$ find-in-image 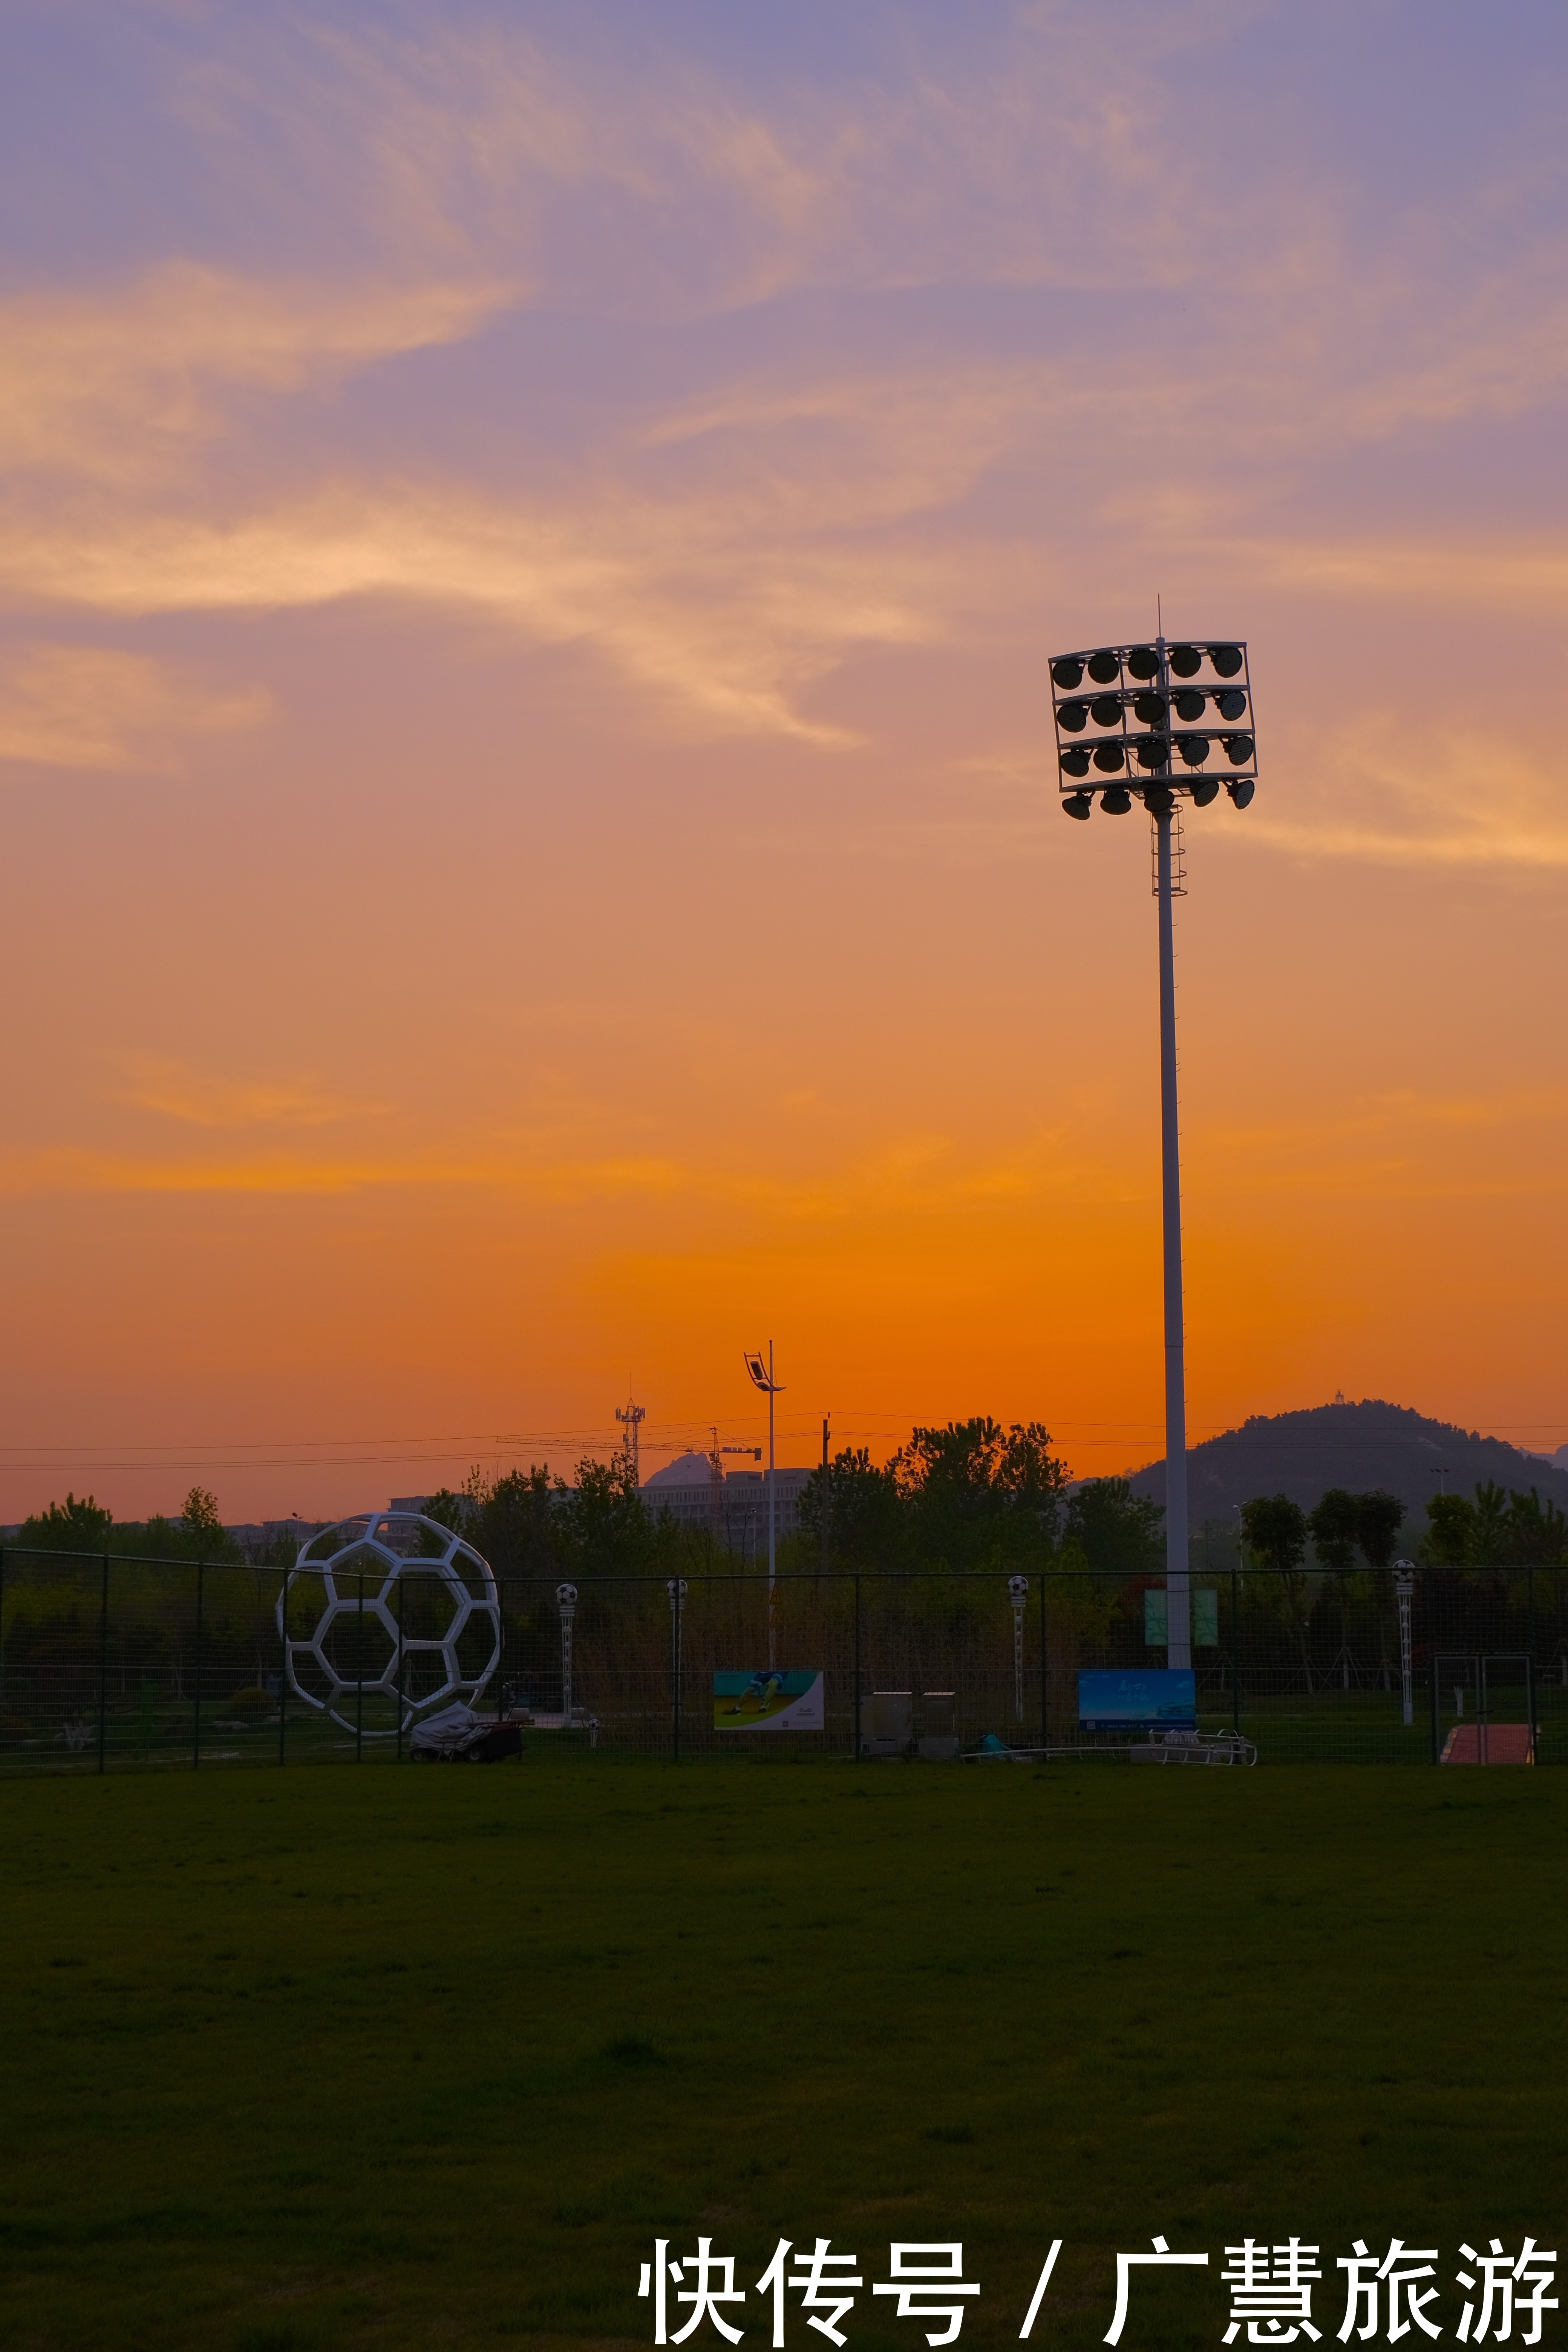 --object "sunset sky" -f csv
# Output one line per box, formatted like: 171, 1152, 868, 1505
2, 0, 1566, 1522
